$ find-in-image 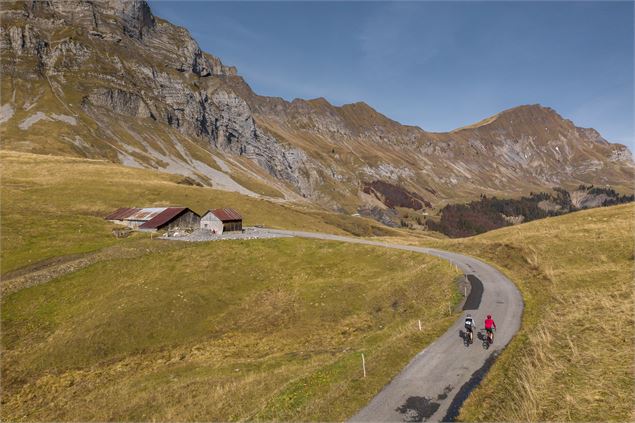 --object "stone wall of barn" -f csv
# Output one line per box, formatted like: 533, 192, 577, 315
162, 211, 201, 232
